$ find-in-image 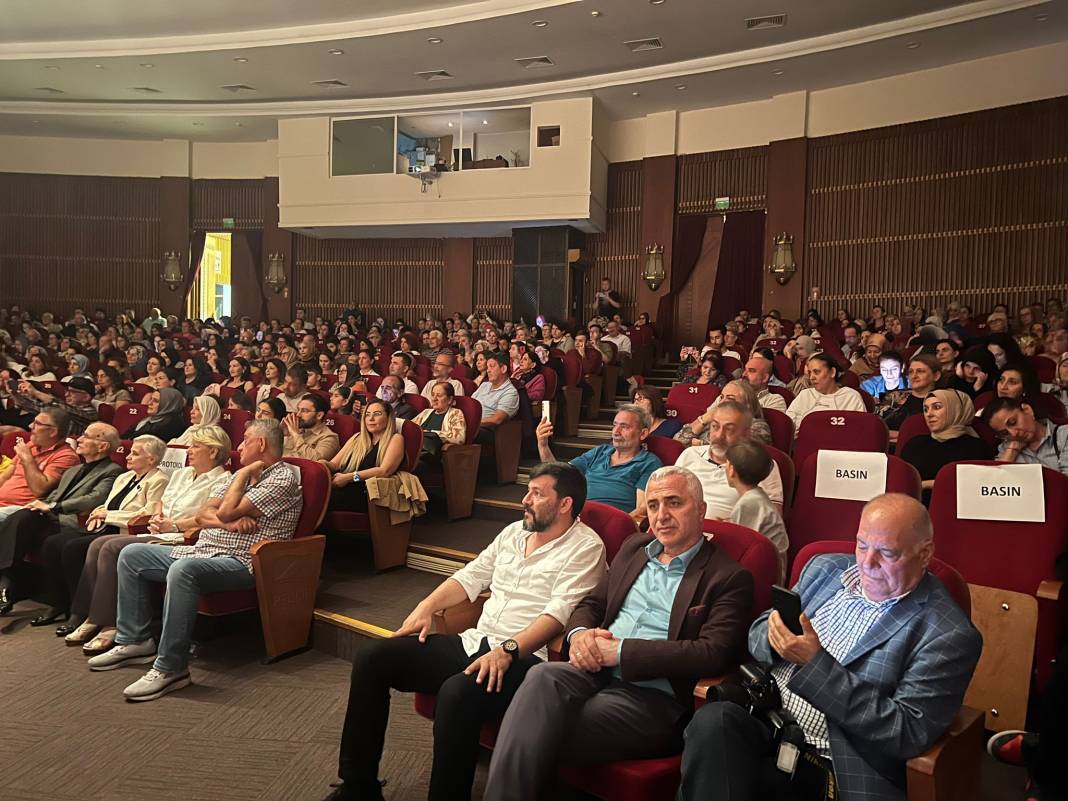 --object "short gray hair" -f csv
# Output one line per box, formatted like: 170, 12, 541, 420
245, 418, 284, 456
712, 399, 753, 430
647, 466, 704, 504
133, 434, 168, 464
617, 402, 651, 430
93, 423, 121, 453
40, 405, 71, 438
